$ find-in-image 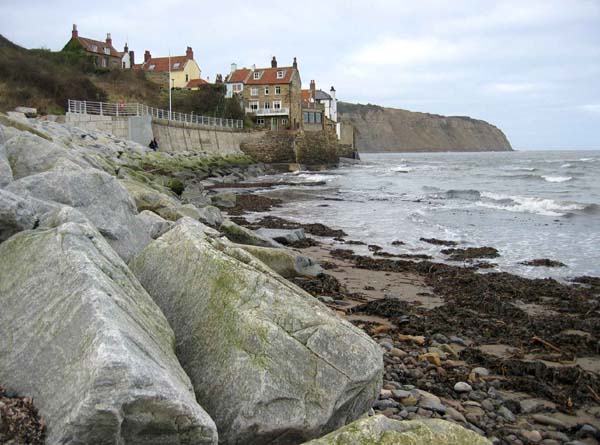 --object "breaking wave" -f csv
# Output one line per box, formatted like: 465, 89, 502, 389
541, 175, 573, 183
